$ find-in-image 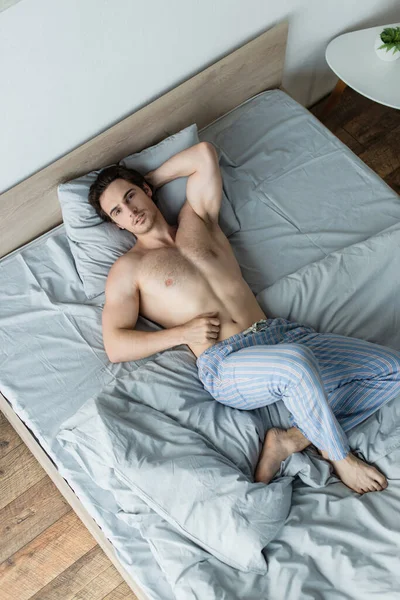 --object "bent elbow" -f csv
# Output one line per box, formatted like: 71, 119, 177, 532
104, 339, 119, 364
201, 141, 218, 160
106, 350, 119, 364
